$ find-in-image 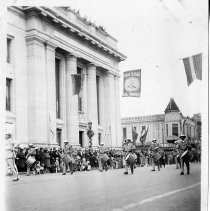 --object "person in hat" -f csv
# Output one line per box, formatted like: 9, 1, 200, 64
5, 133, 19, 181
123, 139, 136, 174
26, 143, 36, 176
173, 141, 181, 169
177, 134, 192, 175
98, 142, 109, 172
149, 139, 160, 171
62, 140, 74, 175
